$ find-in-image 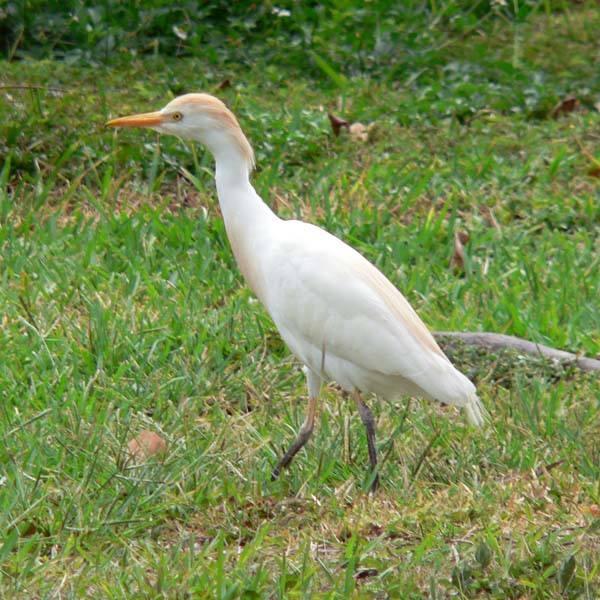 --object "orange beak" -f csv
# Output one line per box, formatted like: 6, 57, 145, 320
106, 111, 165, 128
